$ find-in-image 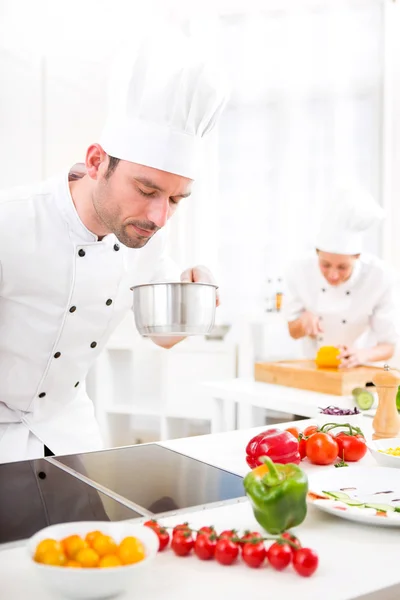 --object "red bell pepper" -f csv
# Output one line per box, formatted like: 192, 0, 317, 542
245, 428, 301, 468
